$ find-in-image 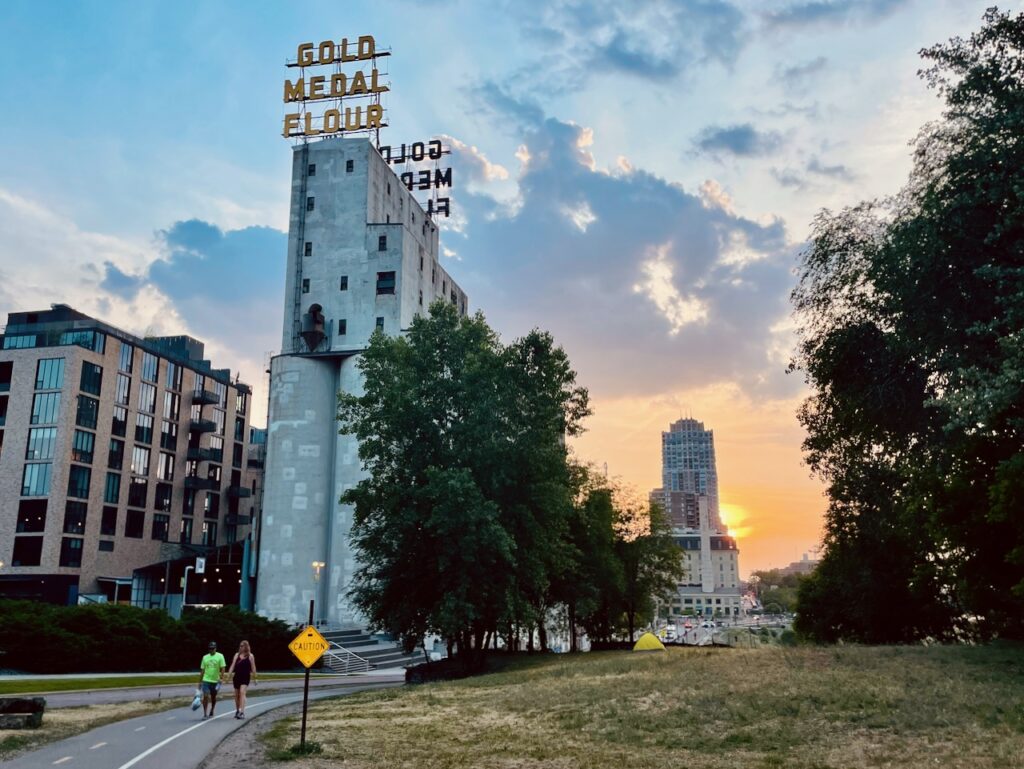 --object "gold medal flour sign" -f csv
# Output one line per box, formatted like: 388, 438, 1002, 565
283, 36, 389, 138
288, 625, 330, 668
